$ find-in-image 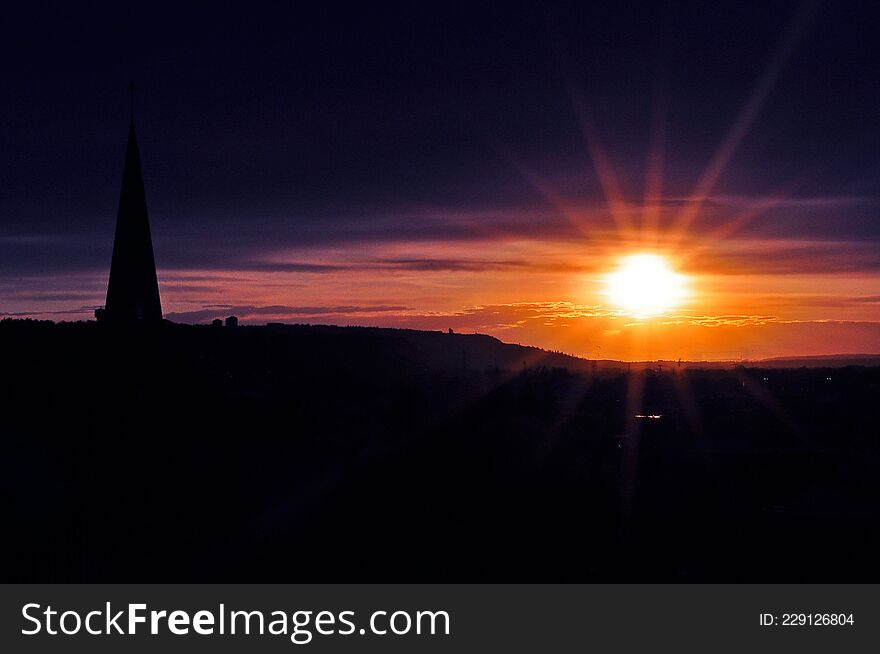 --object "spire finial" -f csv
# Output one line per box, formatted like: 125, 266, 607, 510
128, 81, 136, 122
